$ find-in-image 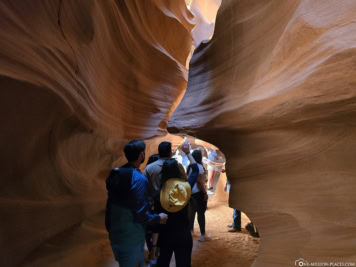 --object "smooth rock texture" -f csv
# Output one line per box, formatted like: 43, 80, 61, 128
169, 0, 356, 266
1, 0, 356, 266
0, 1, 195, 266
